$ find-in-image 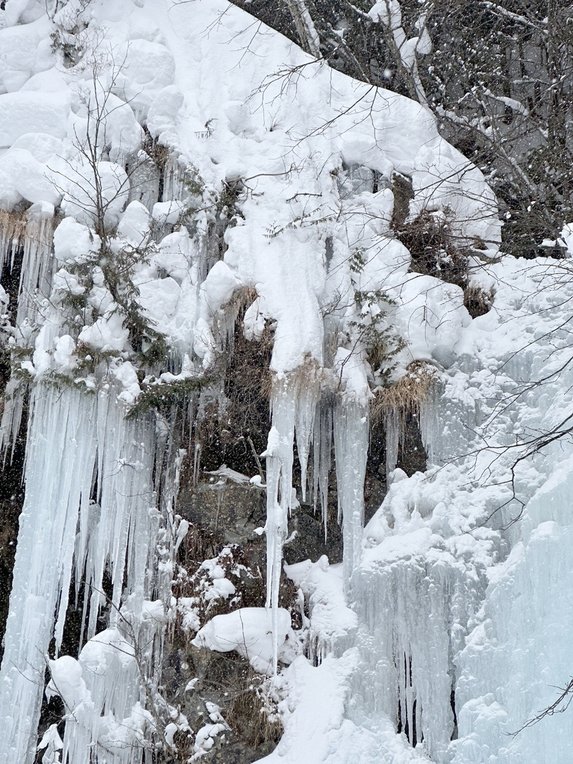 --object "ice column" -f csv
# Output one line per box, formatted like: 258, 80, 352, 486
265, 378, 296, 671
